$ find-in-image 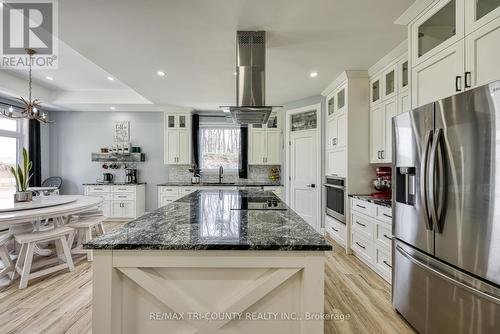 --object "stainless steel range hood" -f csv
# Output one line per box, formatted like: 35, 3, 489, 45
222, 31, 279, 124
